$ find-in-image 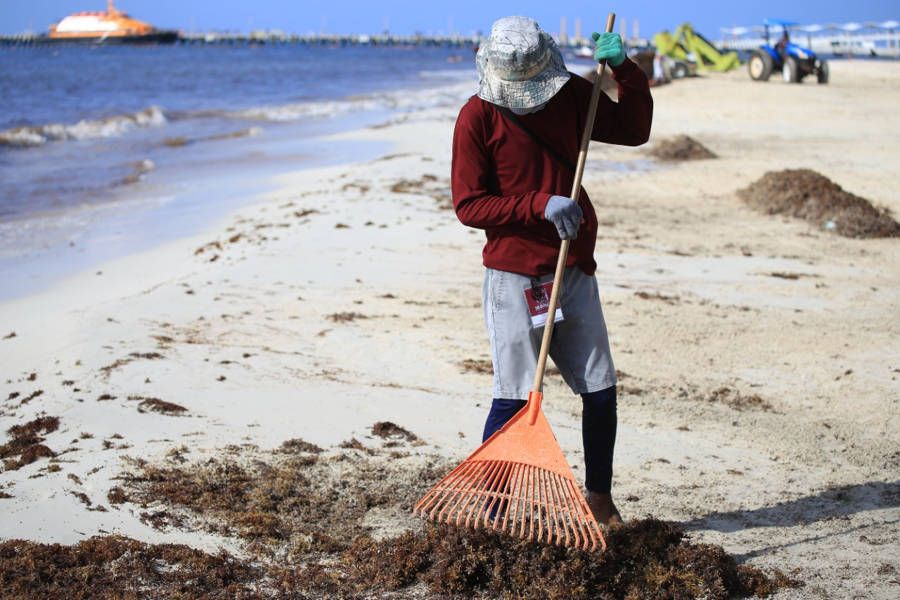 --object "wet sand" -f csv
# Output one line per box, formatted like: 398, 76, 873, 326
1, 59, 898, 598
